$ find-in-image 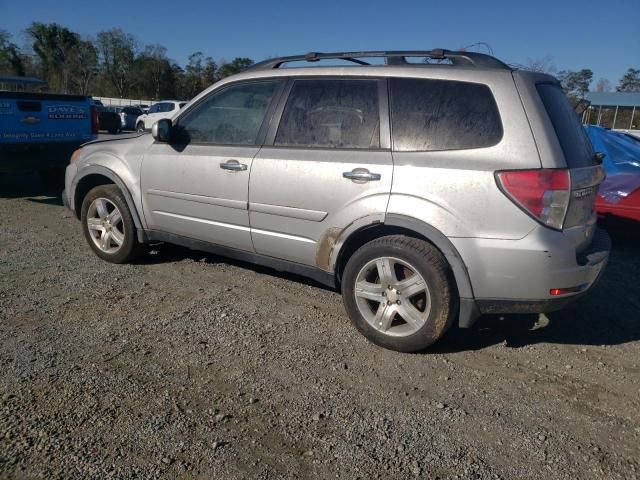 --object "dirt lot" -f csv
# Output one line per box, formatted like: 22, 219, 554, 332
0, 172, 639, 480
